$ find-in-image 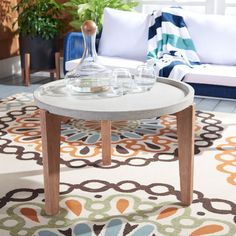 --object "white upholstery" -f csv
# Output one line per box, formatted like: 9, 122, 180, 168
185, 12, 236, 65
98, 8, 149, 61
184, 64, 236, 87
65, 56, 144, 72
